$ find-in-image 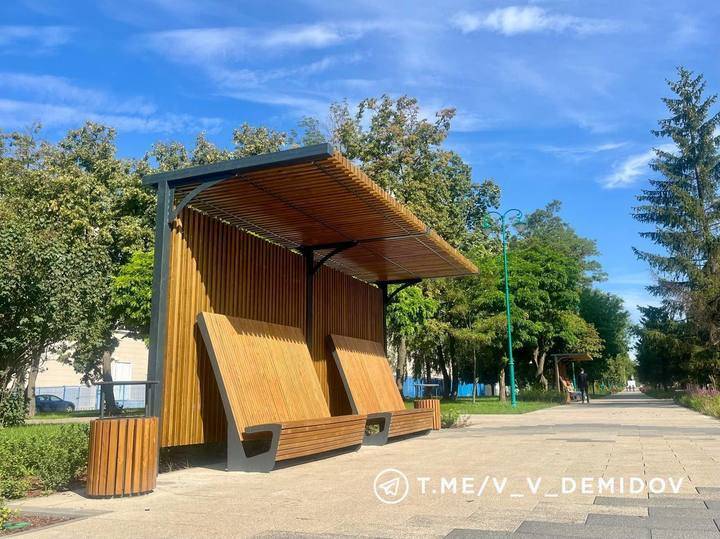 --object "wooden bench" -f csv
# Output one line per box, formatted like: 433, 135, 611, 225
198, 314, 367, 472
330, 334, 434, 445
